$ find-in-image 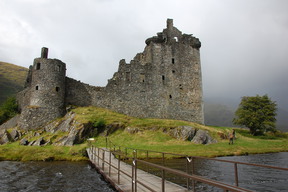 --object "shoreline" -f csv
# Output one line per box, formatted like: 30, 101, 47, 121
0, 142, 287, 162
